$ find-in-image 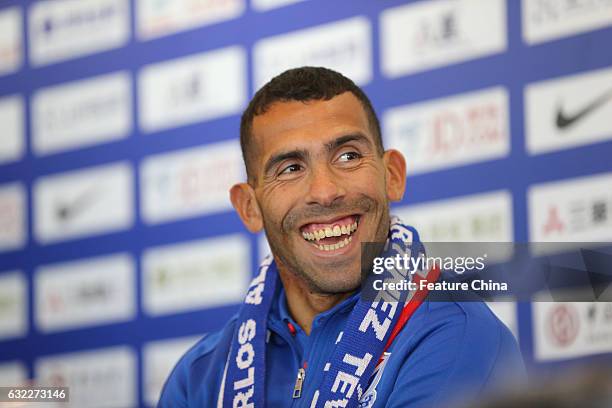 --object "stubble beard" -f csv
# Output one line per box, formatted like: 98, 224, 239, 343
262, 195, 391, 295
